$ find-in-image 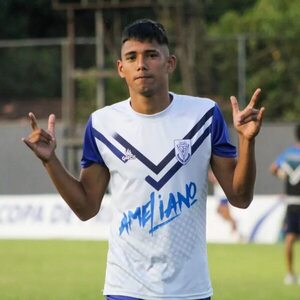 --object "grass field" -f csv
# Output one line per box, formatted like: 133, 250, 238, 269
1, 240, 300, 300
